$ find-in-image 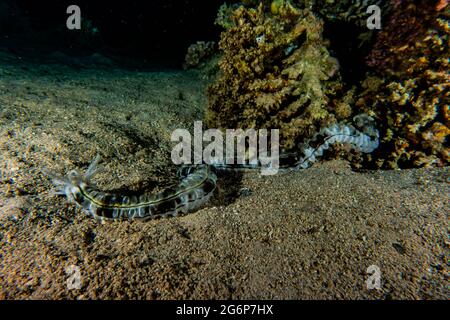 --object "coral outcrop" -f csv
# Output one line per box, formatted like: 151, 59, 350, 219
357, 1, 449, 168
183, 41, 216, 70
207, 1, 353, 150
207, 0, 448, 169
366, 0, 442, 73
312, 0, 390, 28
